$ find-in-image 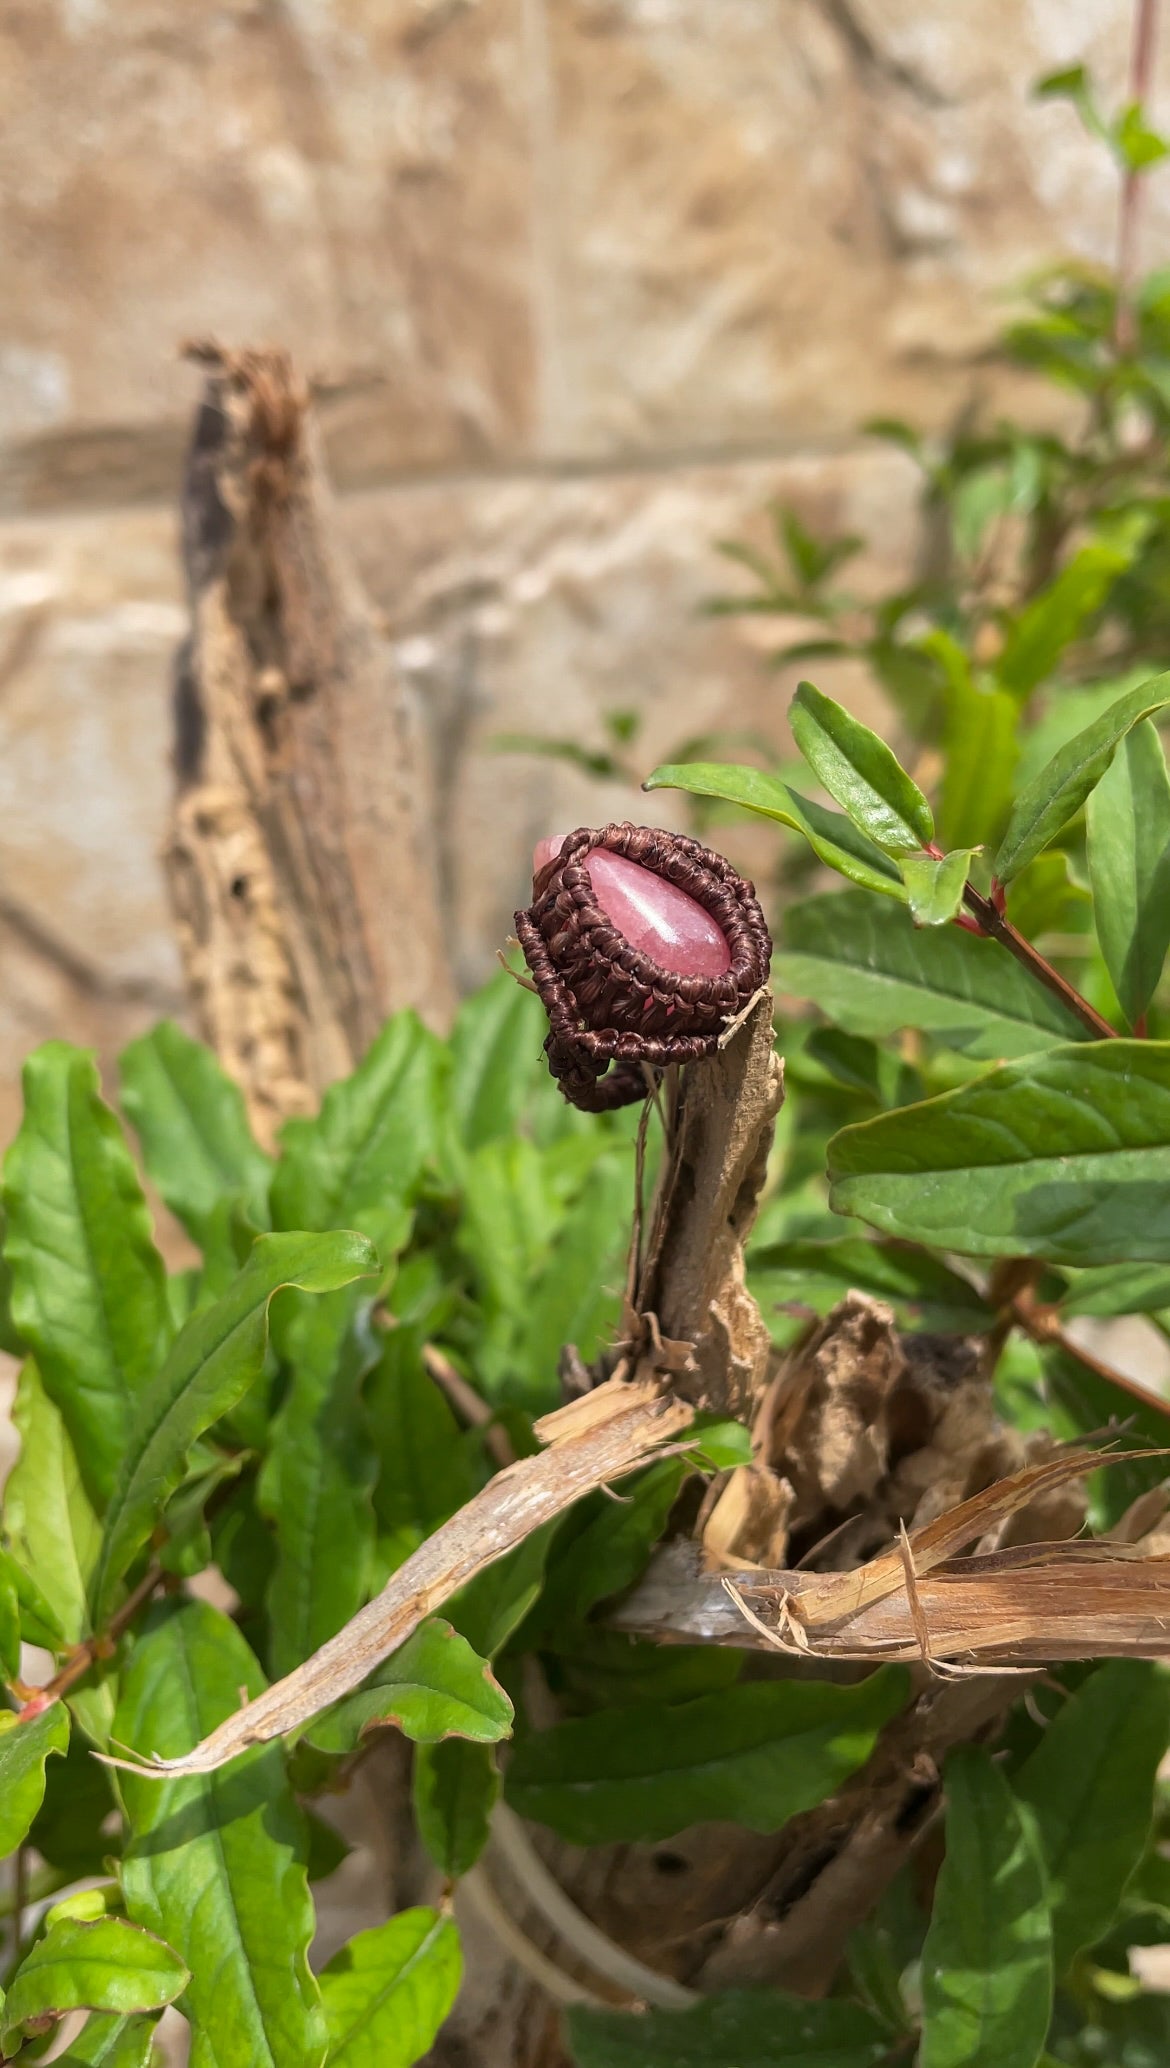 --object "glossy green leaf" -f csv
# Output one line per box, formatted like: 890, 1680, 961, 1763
568, 1992, 891, 2068
920, 1746, 1052, 2068
776, 892, 1087, 1058
93, 1230, 377, 1621
5, 1358, 99, 1644
52, 2012, 157, 2067
119, 1021, 273, 1244
995, 672, 1170, 882
116, 1599, 325, 2068
1015, 1662, 1170, 1971
828, 1041, 1170, 1264
0, 1917, 187, 2054
505, 1669, 906, 1845
413, 1739, 499, 1880
643, 764, 906, 901
899, 849, 976, 928
320, 1908, 460, 2068
0, 1700, 69, 1856
2, 1045, 170, 1506
306, 1618, 513, 1756
259, 1290, 378, 1679
1086, 720, 1170, 1026
788, 679, 934, 852
996, 537, 1135, 700
270, 1011, 443, 1253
